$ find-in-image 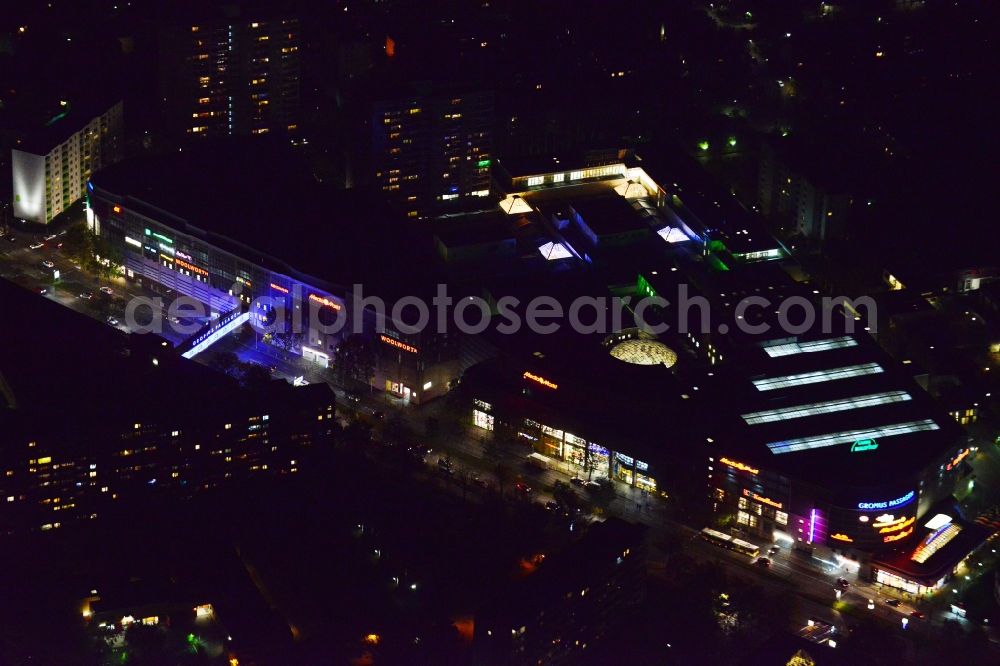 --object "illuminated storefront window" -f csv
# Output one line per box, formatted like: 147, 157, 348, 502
635, 473, 656, 492
875, 568, 920, 595
473, 409, 494, 431
737, 511, 758, 528
540, 425, 564, 458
